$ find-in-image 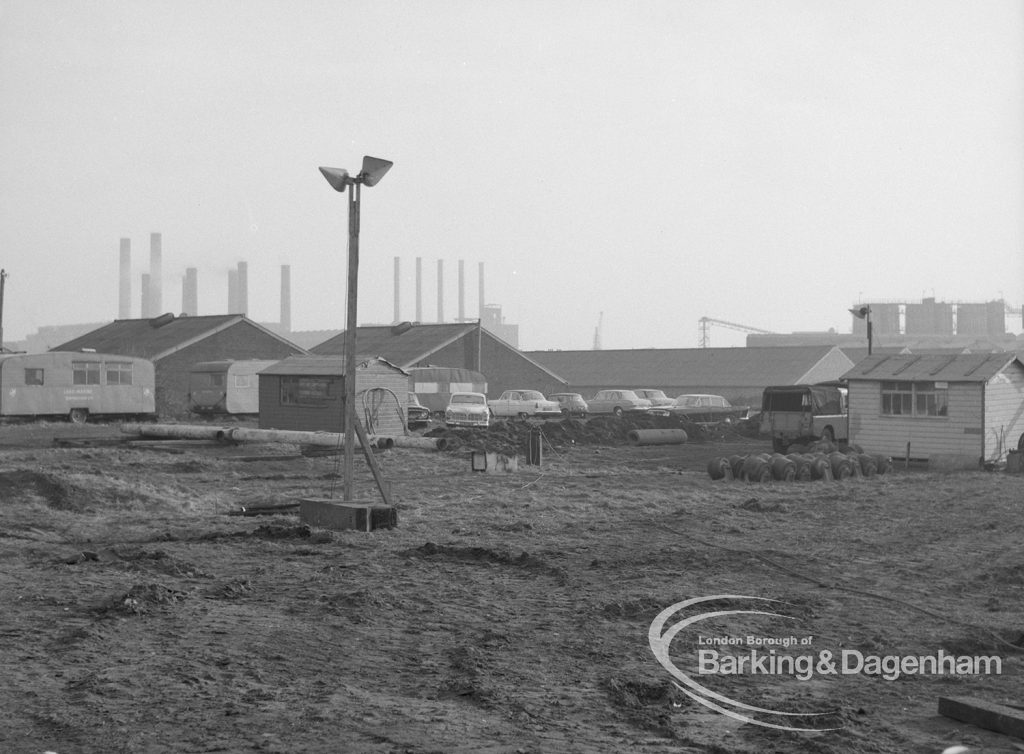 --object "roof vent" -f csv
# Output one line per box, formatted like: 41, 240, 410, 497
149, 312, 175, 328
391, 321, 413, 336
